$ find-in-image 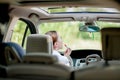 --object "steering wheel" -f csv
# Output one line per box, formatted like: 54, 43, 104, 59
85, 54, 101, 65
